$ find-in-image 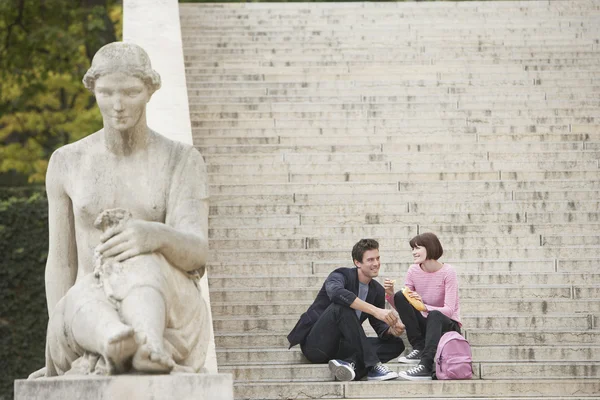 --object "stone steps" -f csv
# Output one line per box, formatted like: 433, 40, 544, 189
182, 0, 600, 398
213, 329, 600, 348
209, 200, 600, 214
208, 285, 599, 303
207, 247, 600, 263
220, 362, 600, 382
208, 223, 600, 238
211, 314, 596, 333
211, 299, 600, 318
232, 380, 600, 399
207, 273, 600, 288
215, 345, 600, 364
207, 258, 596, 275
